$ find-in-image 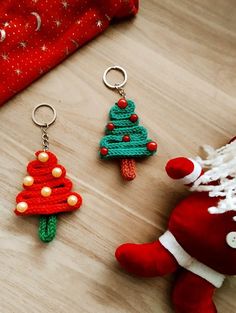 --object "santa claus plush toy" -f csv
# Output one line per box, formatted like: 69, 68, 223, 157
115, 137, 236, 313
